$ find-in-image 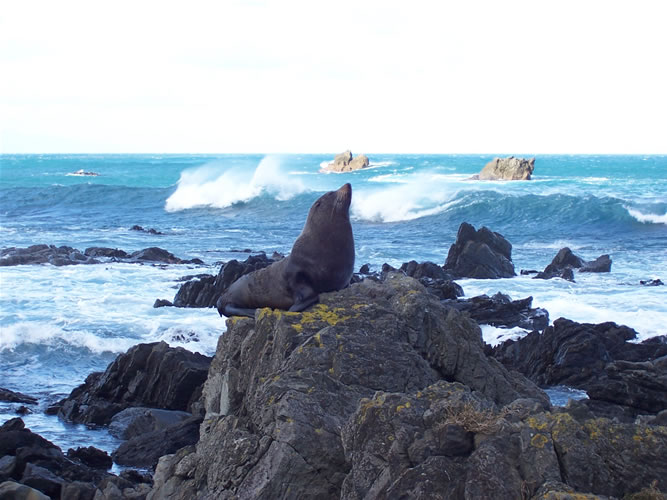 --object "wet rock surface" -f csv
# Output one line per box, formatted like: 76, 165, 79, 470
444, 292, 549, 331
